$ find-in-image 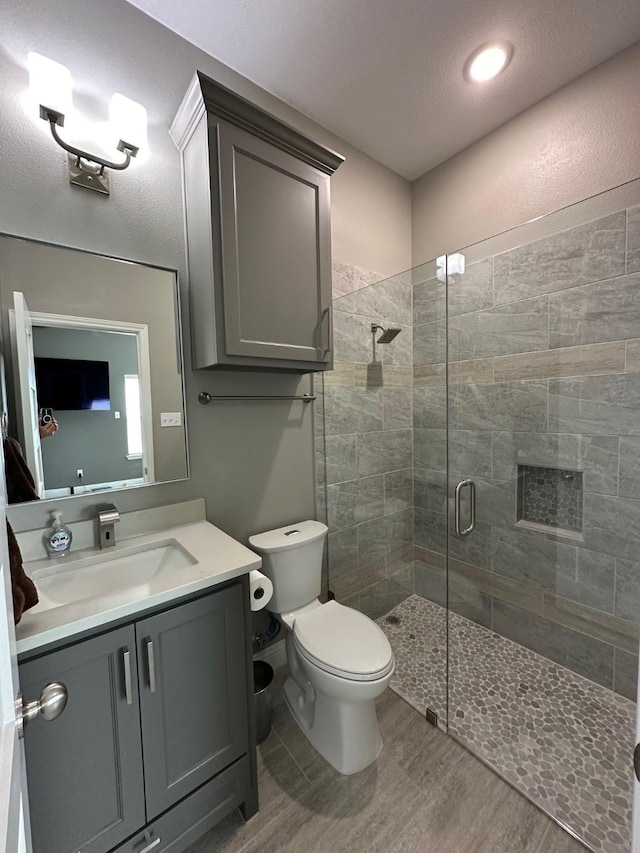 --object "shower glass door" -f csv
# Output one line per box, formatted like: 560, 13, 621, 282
445, 178, 640, 853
